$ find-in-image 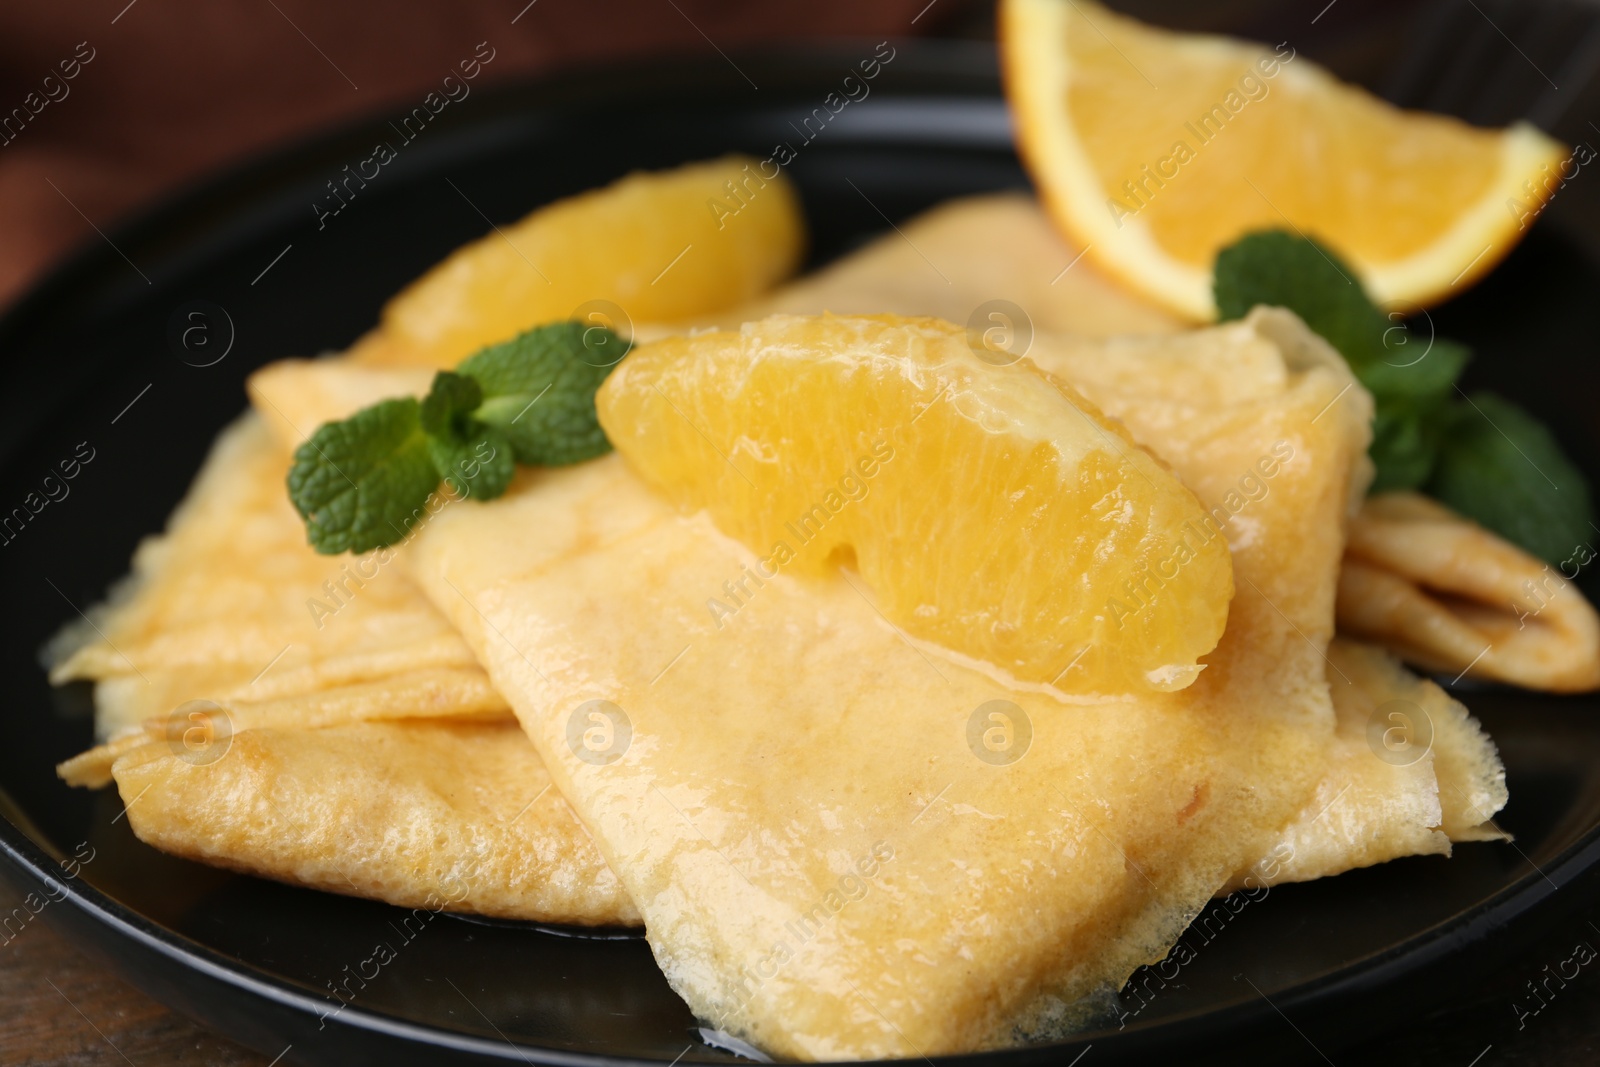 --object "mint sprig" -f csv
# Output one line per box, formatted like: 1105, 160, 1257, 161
1215, 230, 1469, 493
288, 320, 625, 554
1214, 231, 1595, 564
